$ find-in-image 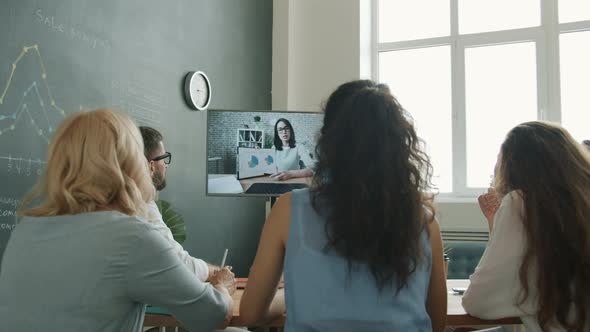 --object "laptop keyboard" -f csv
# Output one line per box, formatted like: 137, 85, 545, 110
245, 182, 307, 195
